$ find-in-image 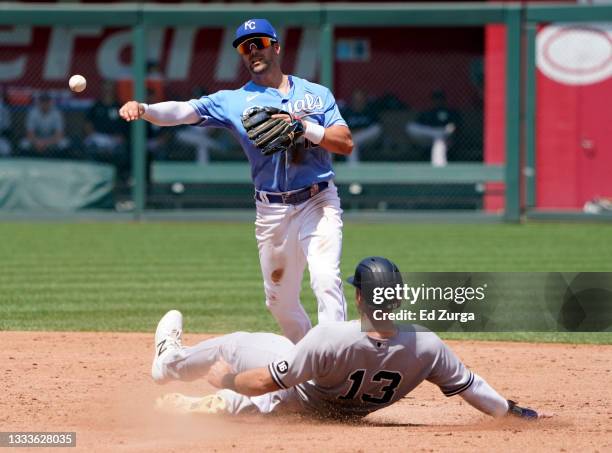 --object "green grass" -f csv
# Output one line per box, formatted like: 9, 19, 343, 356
1, 222, 611, 344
